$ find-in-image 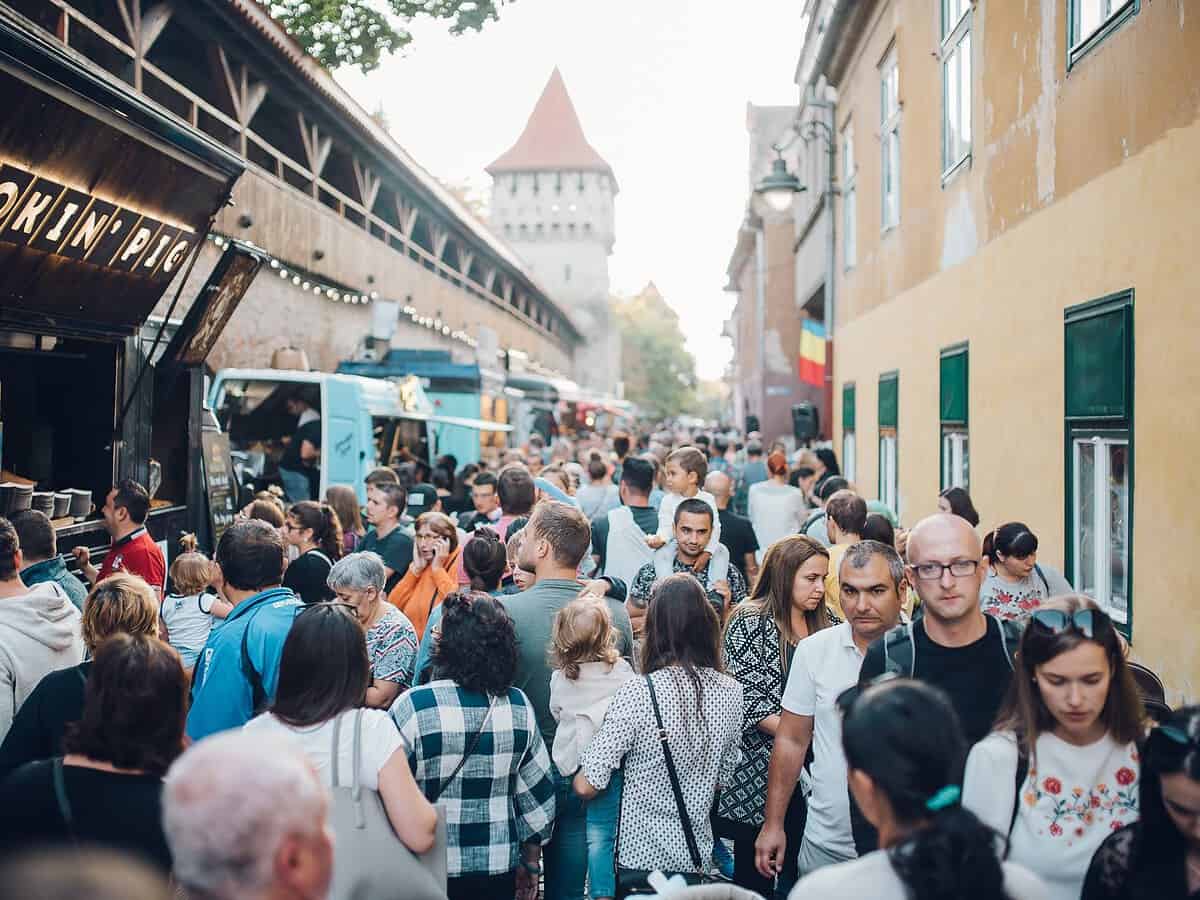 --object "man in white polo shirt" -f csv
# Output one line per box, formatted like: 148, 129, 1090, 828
755, 540, 907, 883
